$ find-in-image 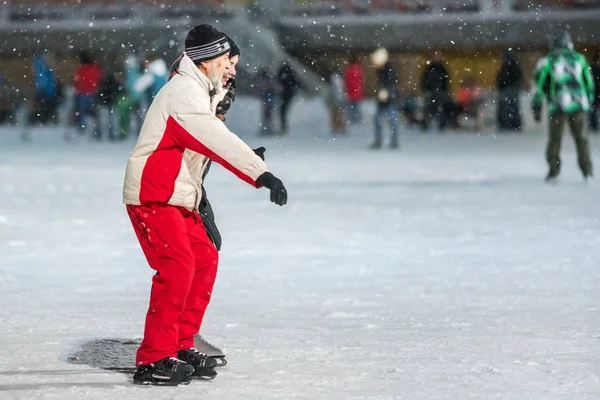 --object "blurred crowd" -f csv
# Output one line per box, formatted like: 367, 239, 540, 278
0, 51, 305, 142
0, 50, 168, 141
1, 41, 598, 146
323, 47, 599, 143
